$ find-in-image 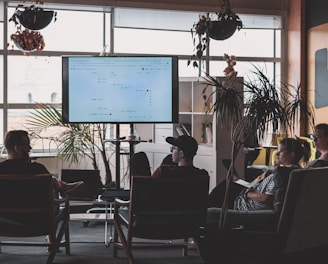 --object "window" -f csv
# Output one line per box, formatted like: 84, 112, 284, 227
1, 3, 284, 149
7, 56, 61, 103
